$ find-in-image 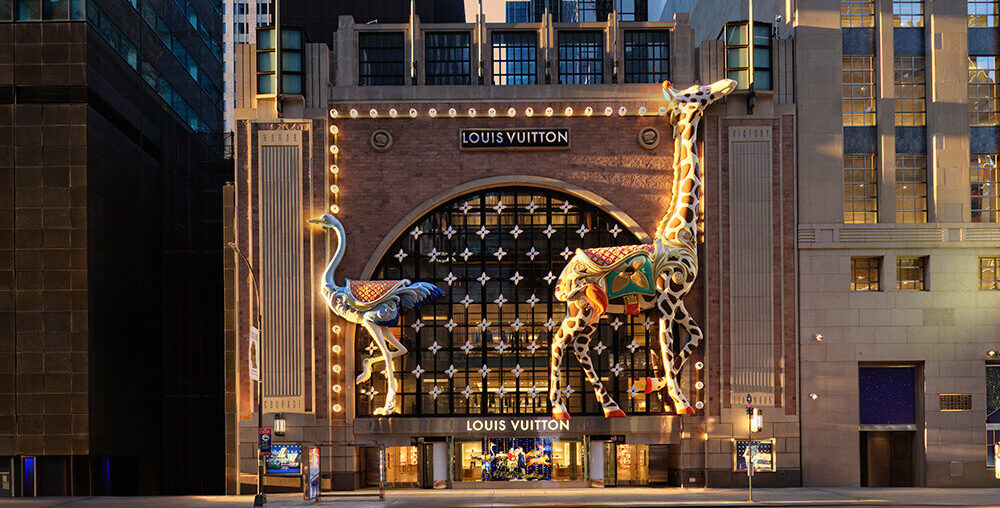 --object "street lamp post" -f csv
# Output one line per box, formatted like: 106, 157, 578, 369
229, 242, 266, 507
745, 394, 763, 503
